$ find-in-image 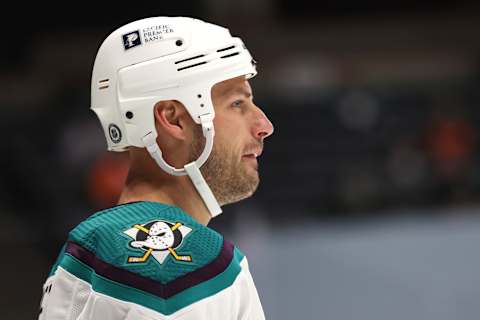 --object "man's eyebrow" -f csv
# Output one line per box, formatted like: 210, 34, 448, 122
224, 87, 252, 98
